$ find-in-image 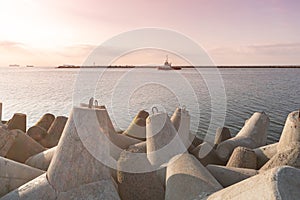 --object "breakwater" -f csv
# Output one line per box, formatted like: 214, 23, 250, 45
0, 101, 300, 199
